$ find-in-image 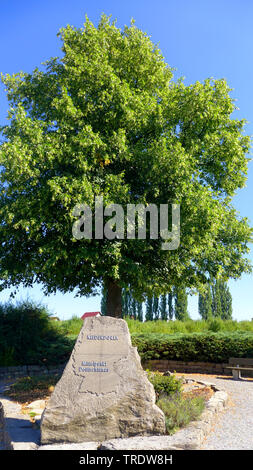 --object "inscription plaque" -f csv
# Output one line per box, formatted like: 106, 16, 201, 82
73, 322, 129, 393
